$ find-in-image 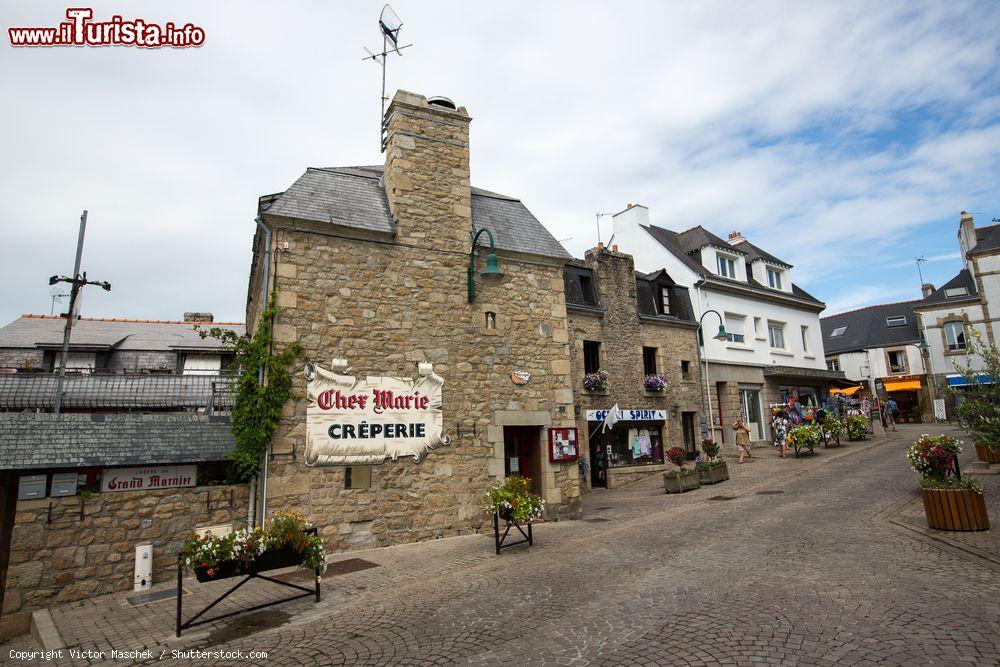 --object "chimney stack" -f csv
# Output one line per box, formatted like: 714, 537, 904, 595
728, 231, 748, 245
383, 90, 472, 252
184, 312, 214, 323
921, 283, 935, 298
612, 204, 650, 237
